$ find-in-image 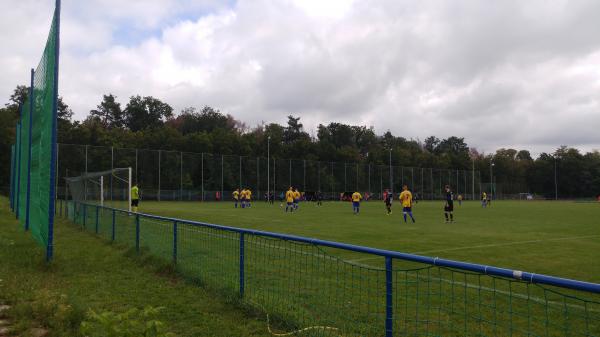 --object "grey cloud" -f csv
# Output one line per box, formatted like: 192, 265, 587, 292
2, 0, 600, 154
